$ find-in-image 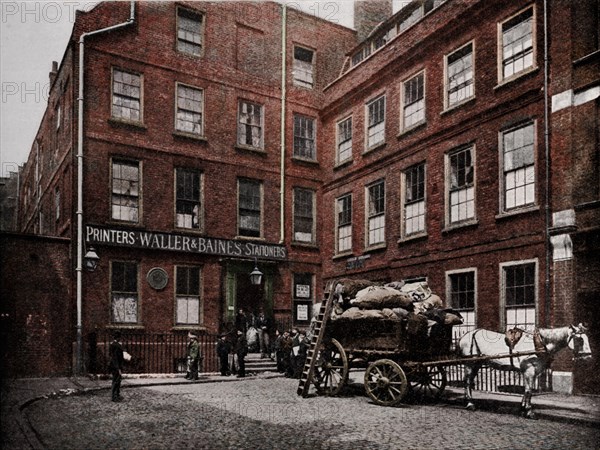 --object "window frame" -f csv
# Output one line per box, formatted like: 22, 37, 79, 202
237, 178, 263, 238
176, 6, 205, 57
110, 260, 139, 325
237, 99, 264, 150
110, 158, 141, 224
446, 268, 477, 346
500, 259, 538, 331
499, 121, 537, 213
336, 115, 353, 166
175, 265, 203, 326
365, 179, 386, 249
401, 162, 427, 239
365, 94, 386, 151
111, 68, 143, 124
292, 187, 316, 245
174, 167, 203, 231
292, 45, 315, 89
335, 193, 353, 255
444, 41, 475, 110
293, 114, 317, 161
400, 70, 426, 132
174, 82, 204, 137
498, 6, 536, 84
445, 145, 476, 228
